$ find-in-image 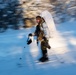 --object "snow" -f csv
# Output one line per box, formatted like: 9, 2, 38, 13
0, 20, 76, 75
